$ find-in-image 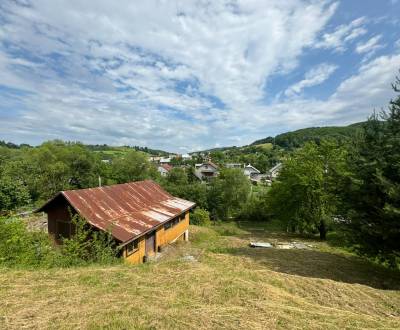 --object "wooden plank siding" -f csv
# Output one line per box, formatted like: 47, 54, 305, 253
123, 211, 190, 264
